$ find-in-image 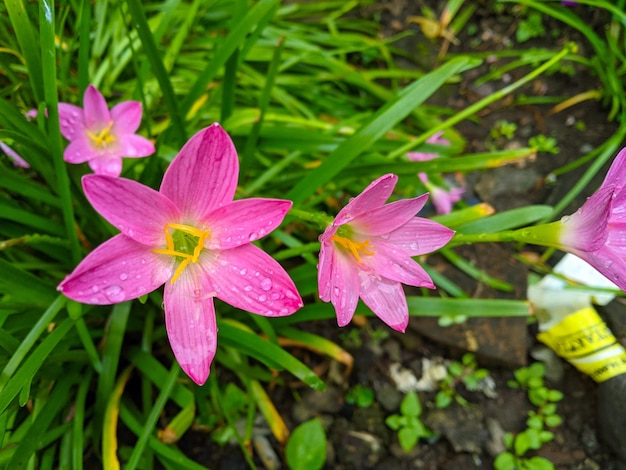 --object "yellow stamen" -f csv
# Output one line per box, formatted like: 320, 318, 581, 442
331, 234, 374, 264
153, 223, 211, 283
87, 120, 117, 148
